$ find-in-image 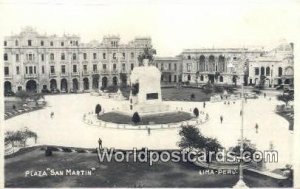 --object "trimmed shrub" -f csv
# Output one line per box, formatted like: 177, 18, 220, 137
95, 104, 102, 114
193, 108, 199, 117
190, 93, 195, 100
45, 147, 53, 156
132, 112, 141, 124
